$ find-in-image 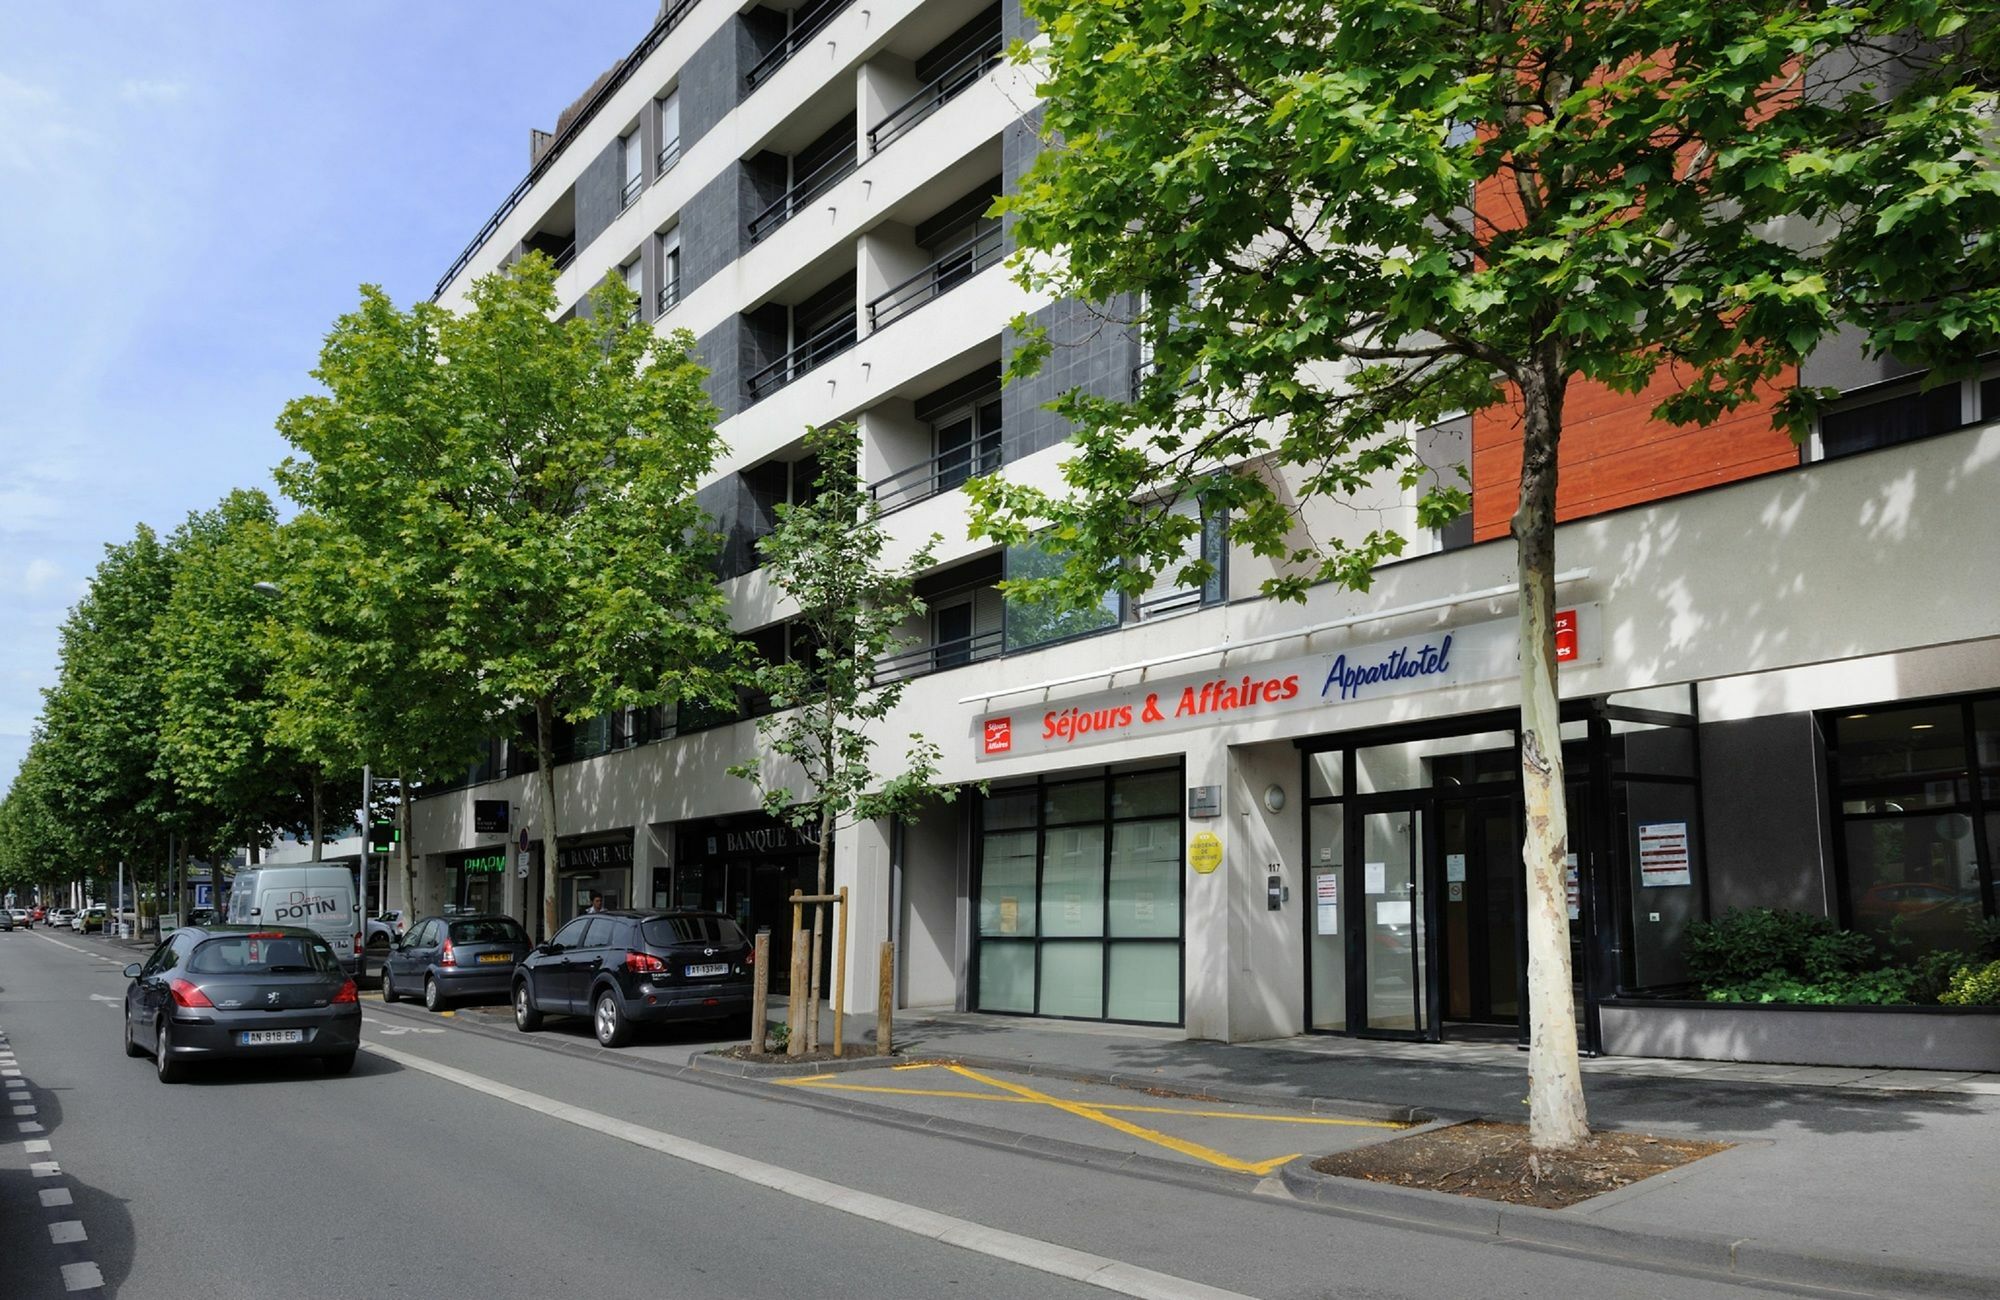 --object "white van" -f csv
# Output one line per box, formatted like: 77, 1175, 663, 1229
226, 866, 360, 974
